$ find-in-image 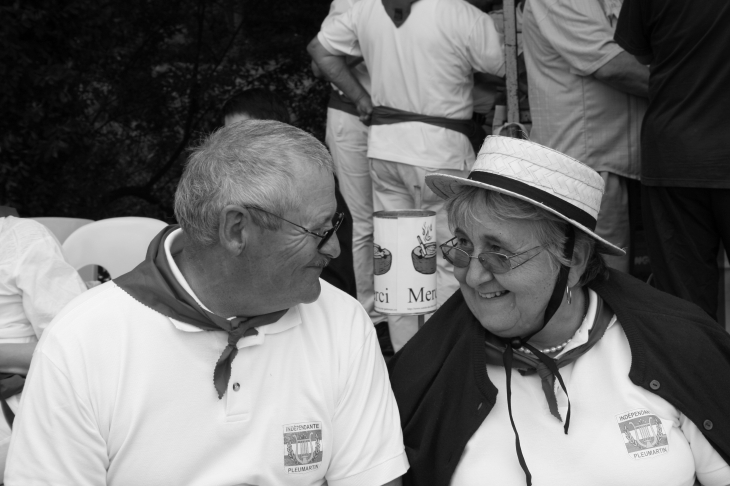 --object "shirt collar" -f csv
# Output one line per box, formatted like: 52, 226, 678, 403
162, 228, 301, 340
556, 288, 617, 358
